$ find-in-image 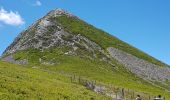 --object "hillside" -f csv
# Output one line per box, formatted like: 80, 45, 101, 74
0, 61, 111, 100
1, 9, 170, 99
